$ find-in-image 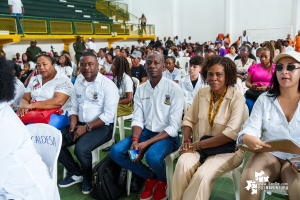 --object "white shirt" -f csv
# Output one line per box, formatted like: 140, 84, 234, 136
131, 77, 184, 137
86, 41, 96, 52
179, 75, 205, 107
8, 78, 25, 107
0, 102, 53, 200
114, 73, 133, 99
237, 93, 300, 160
225, 53, 238, 61
71, 61, 76, 77
69, 73, 118, 124
179, 50, 184, 58
162, 40, 167, 48
55, 65, 73, 78
25, 70, 73, 114
20, 61, 35, 70
138, 42, 143, 47
251, 47, 259, 57
256, 56, 261, 64
8, 0, 23, 14
98, 57, 106, 68
174, 39, 181, 46
140, 59, 145, 66
187, 39, 192, 44
285, 46, 294, 52
162, 68, 181, 82
240, 35, 250, 46
104, 62, 112, 73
